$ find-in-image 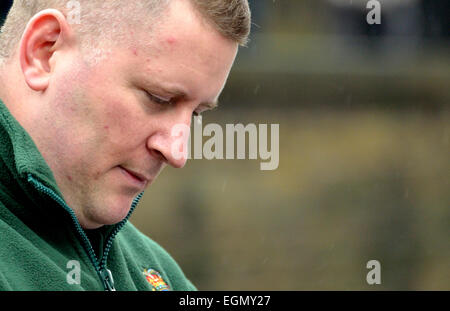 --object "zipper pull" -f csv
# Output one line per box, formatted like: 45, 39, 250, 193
100, 268, 116, 291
